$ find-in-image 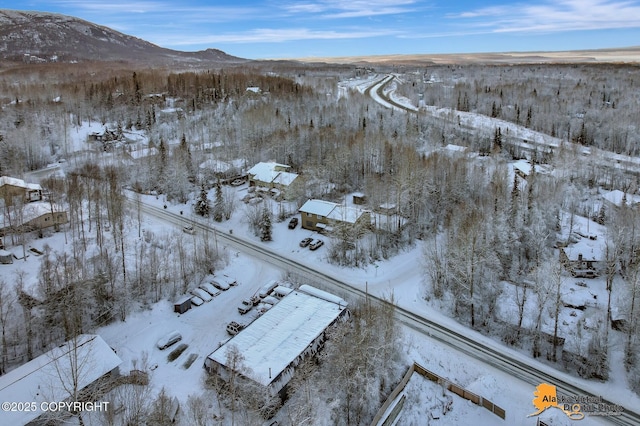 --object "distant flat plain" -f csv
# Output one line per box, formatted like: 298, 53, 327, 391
295, 46, 640, 65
